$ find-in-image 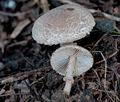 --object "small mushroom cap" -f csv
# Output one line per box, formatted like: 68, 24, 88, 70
32, 4, 95, 45
50, 45, 93, 76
